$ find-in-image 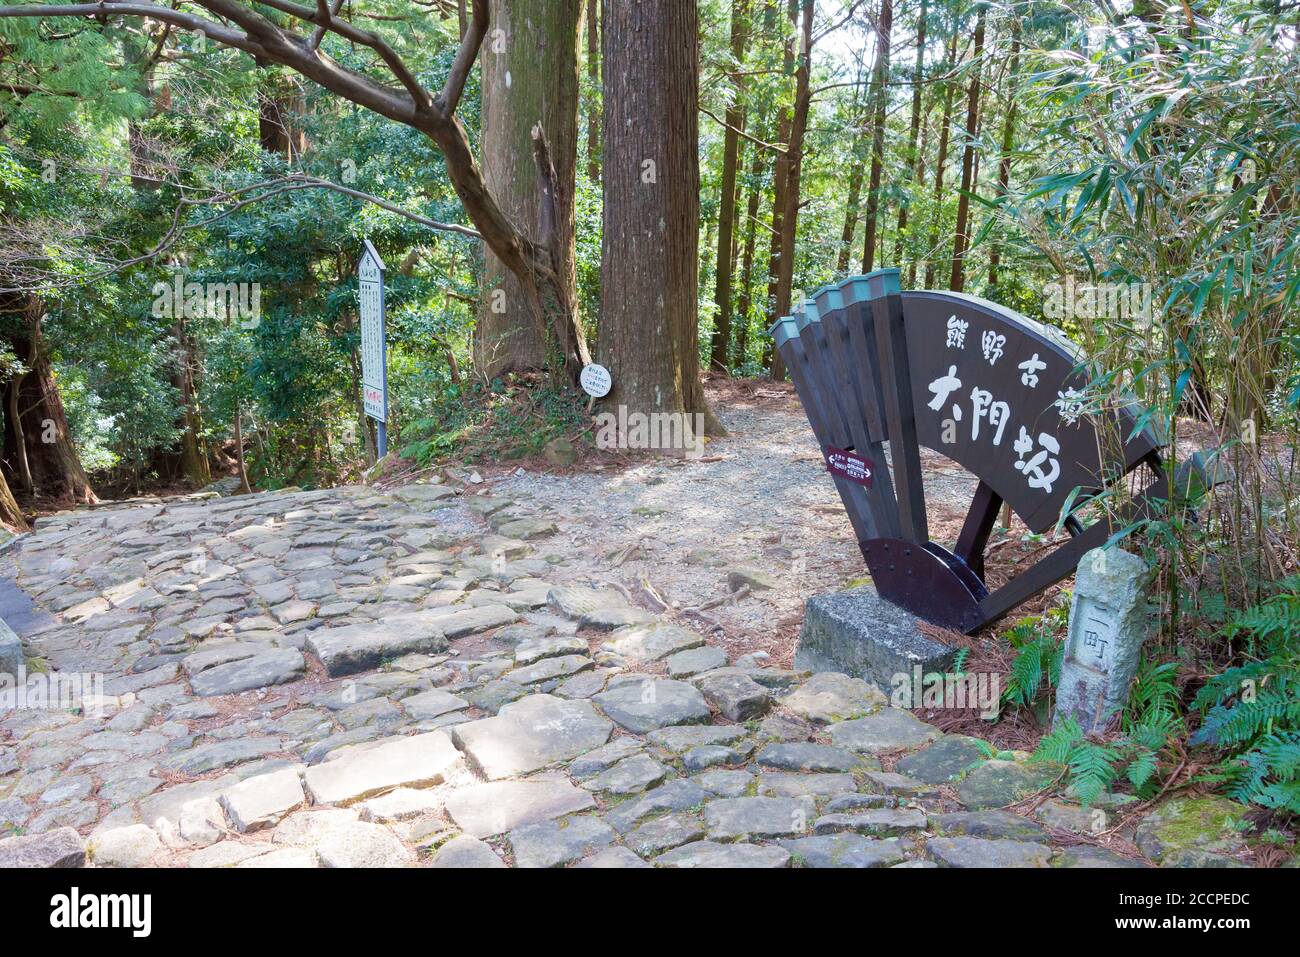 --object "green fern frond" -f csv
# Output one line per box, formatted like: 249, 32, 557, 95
1034, 718, 1084, 765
